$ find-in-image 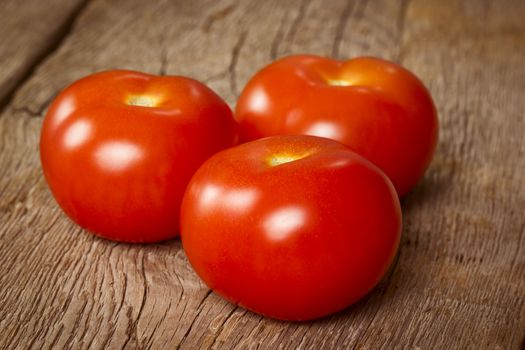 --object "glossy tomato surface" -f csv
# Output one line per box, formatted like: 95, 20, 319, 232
235, 55, 439, 196
40, 70, 237, 242
181, 135, 401, 321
